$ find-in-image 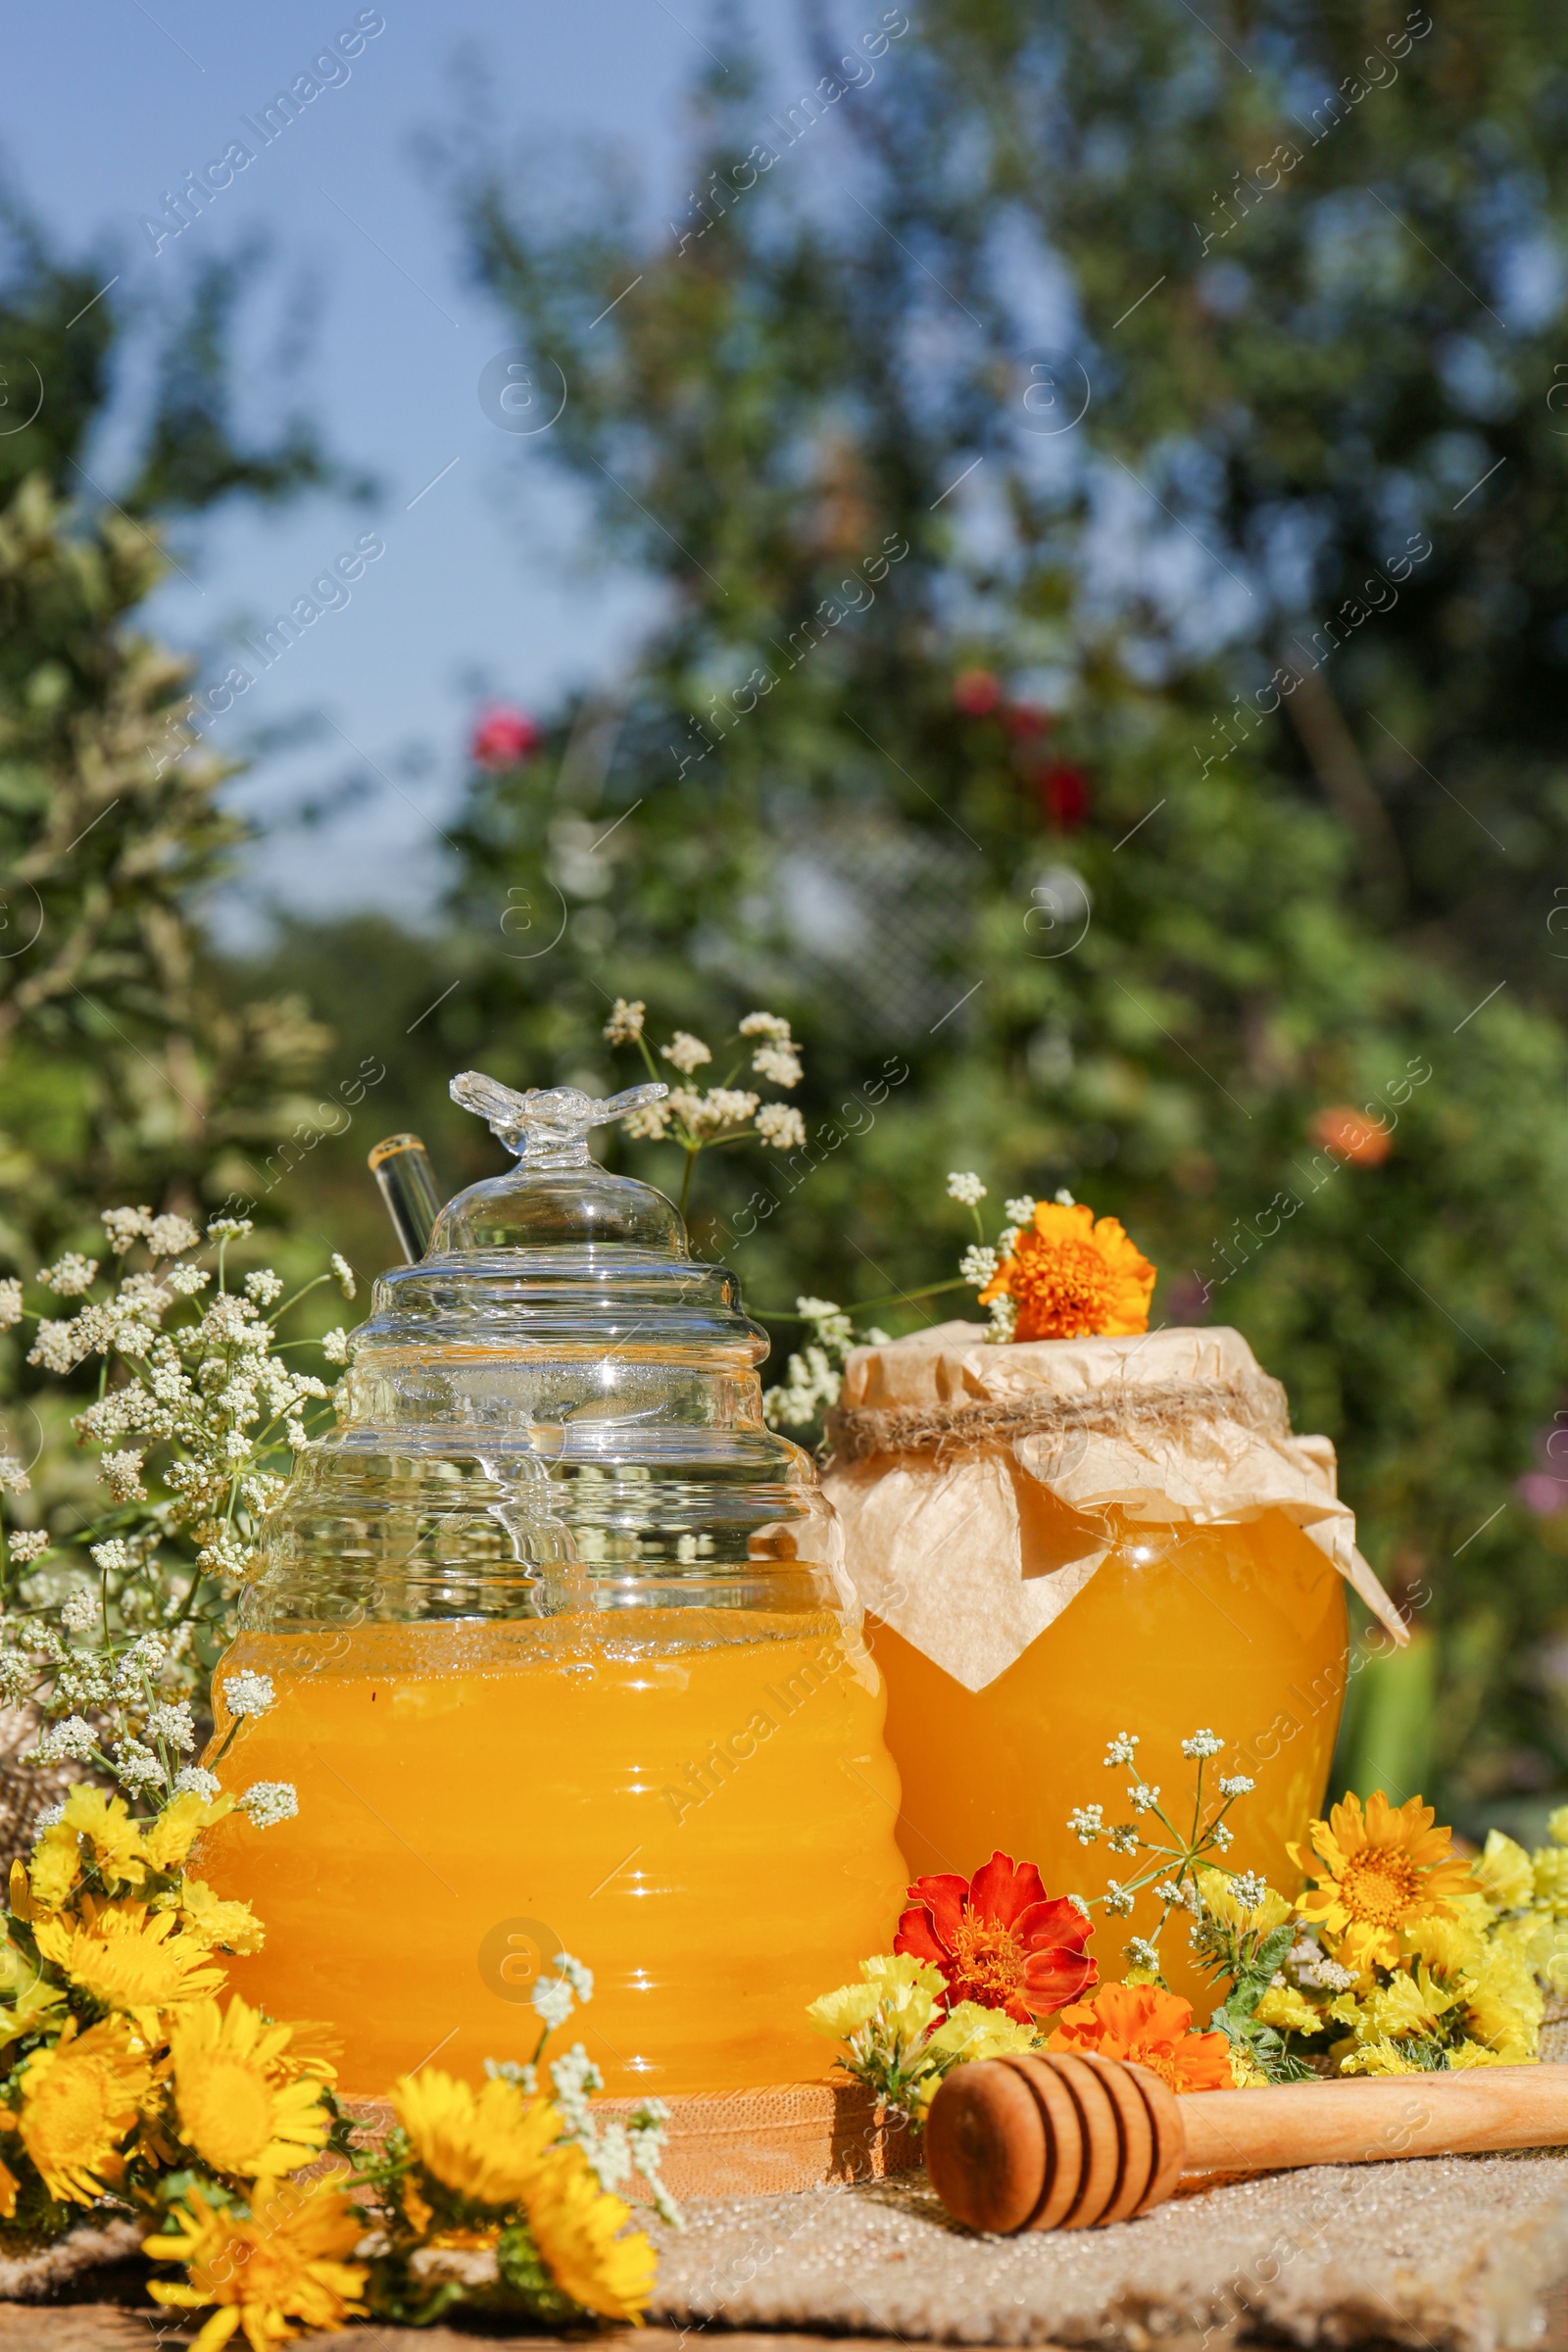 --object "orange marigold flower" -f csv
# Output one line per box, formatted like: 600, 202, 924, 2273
978, 1200, 1155, 1343
1053, 1983, 1232, 2093
894, 1850, 1098, 2023
1310, 1106, 1393, 1166
1289, 1789, 1476, 1973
